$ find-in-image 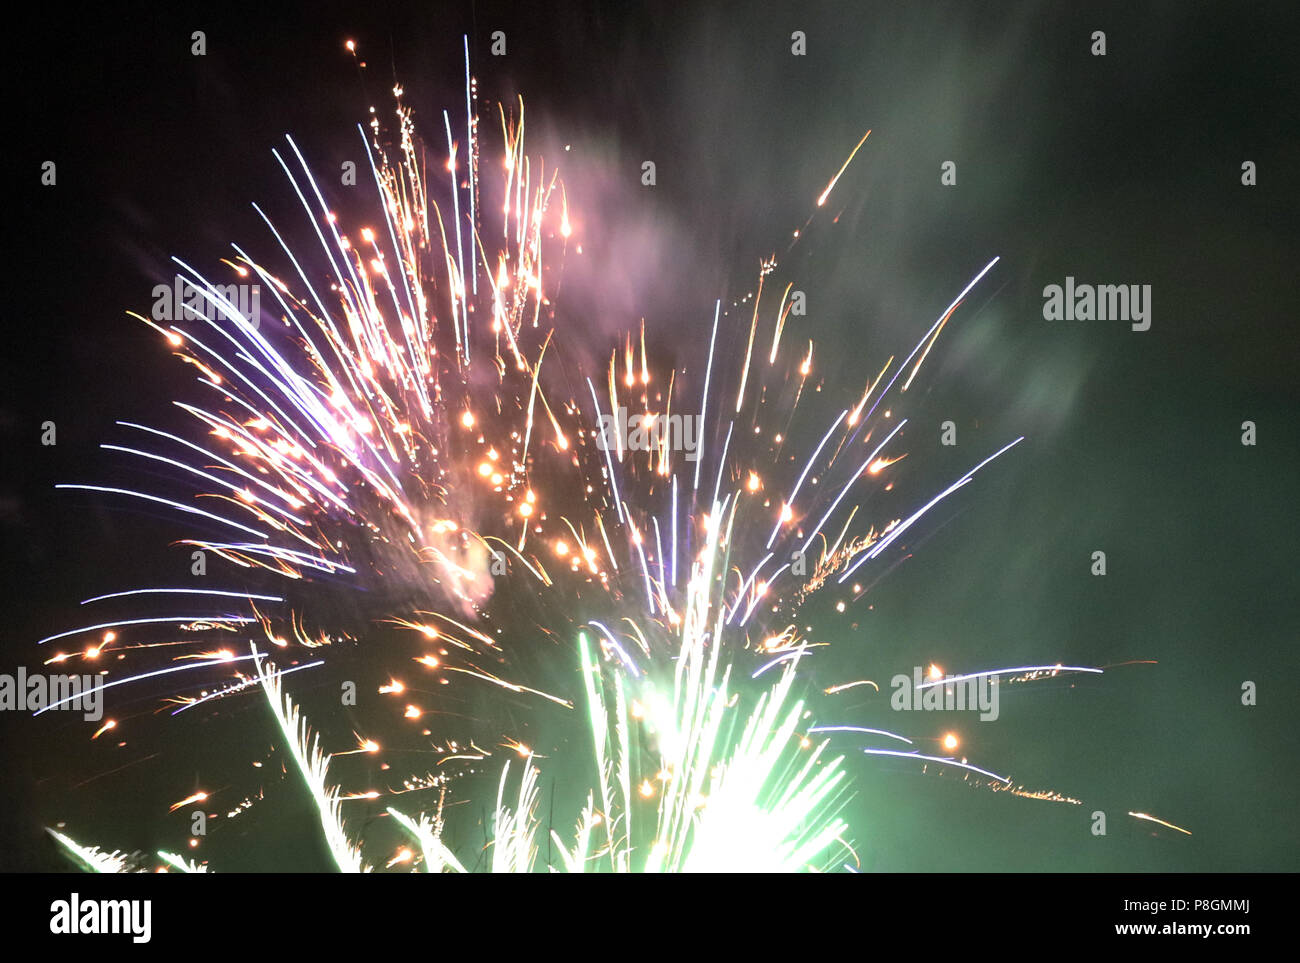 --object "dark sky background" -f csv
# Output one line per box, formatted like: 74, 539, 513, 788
2, 1, 1297, 872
